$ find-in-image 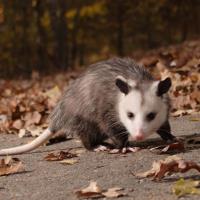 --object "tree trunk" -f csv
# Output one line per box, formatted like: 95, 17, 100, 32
116, 1, 124, 56
49, 0, 69, 70
71, 6, 80, 67
35, 0, 47, 72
